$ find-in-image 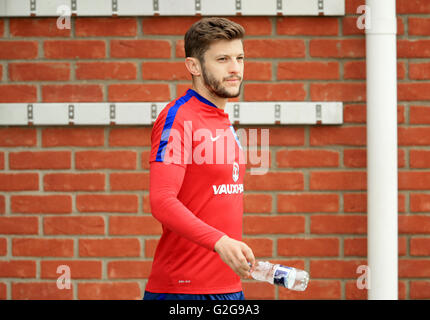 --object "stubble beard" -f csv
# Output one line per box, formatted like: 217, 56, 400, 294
201, 62, 242, 99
